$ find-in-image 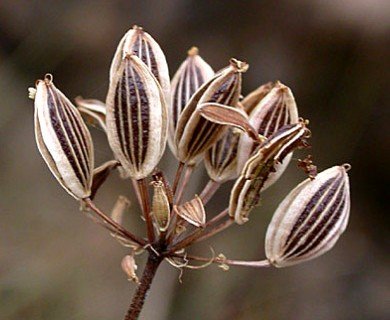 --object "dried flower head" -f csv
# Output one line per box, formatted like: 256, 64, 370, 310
28, 25, 352, 320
